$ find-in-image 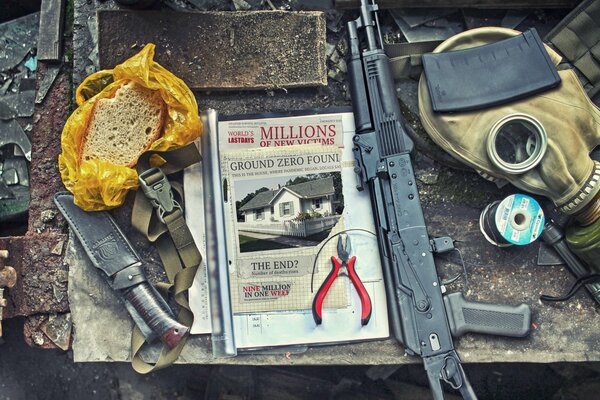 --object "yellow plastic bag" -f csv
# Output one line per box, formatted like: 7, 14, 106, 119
58, 44, 202, 211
